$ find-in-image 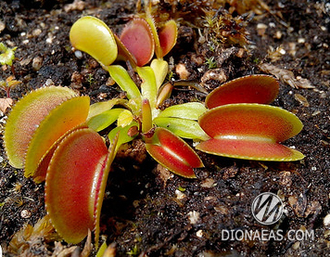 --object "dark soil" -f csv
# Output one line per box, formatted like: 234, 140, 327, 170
0, 0, 330, 256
